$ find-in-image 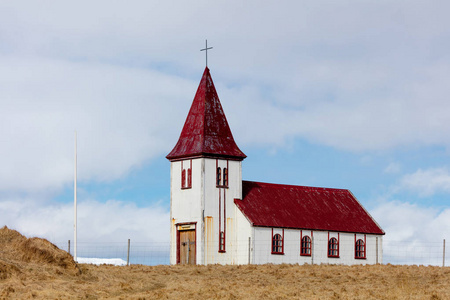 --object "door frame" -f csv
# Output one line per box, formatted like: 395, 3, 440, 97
176, 222, 197, 264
